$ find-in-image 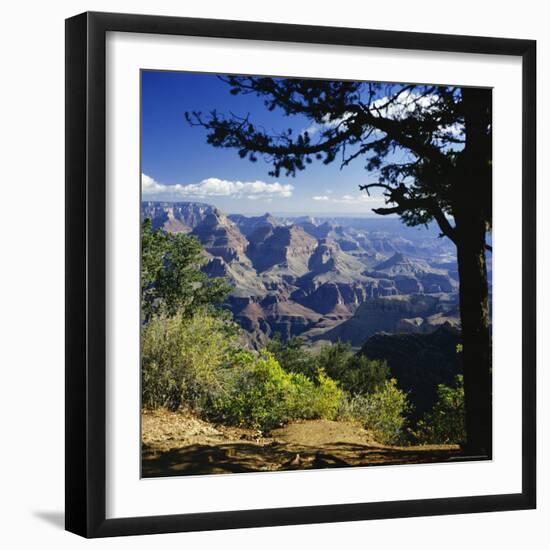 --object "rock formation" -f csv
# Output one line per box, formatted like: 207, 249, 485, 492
141, 202, 460, 347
